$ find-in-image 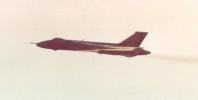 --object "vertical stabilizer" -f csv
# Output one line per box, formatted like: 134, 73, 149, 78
119, 32, 148, 47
